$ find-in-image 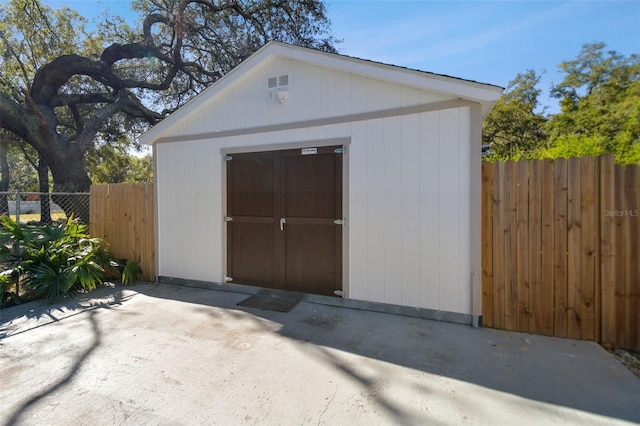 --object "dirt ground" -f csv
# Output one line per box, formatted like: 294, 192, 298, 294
613, 348, 640, 379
